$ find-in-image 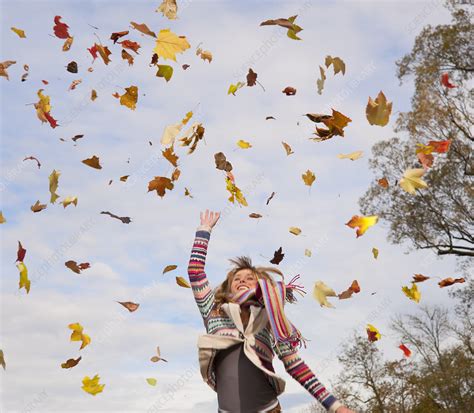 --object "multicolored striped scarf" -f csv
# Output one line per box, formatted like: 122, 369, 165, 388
229, 275, 308, 349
